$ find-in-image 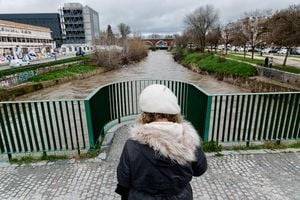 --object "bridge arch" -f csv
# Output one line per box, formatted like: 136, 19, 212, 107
155, 40, 168, 49
144, 41, 154, 48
